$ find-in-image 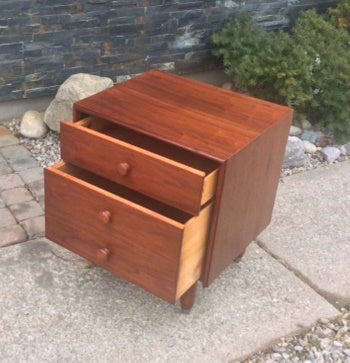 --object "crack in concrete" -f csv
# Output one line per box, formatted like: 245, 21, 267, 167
255, 239, 344, 310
